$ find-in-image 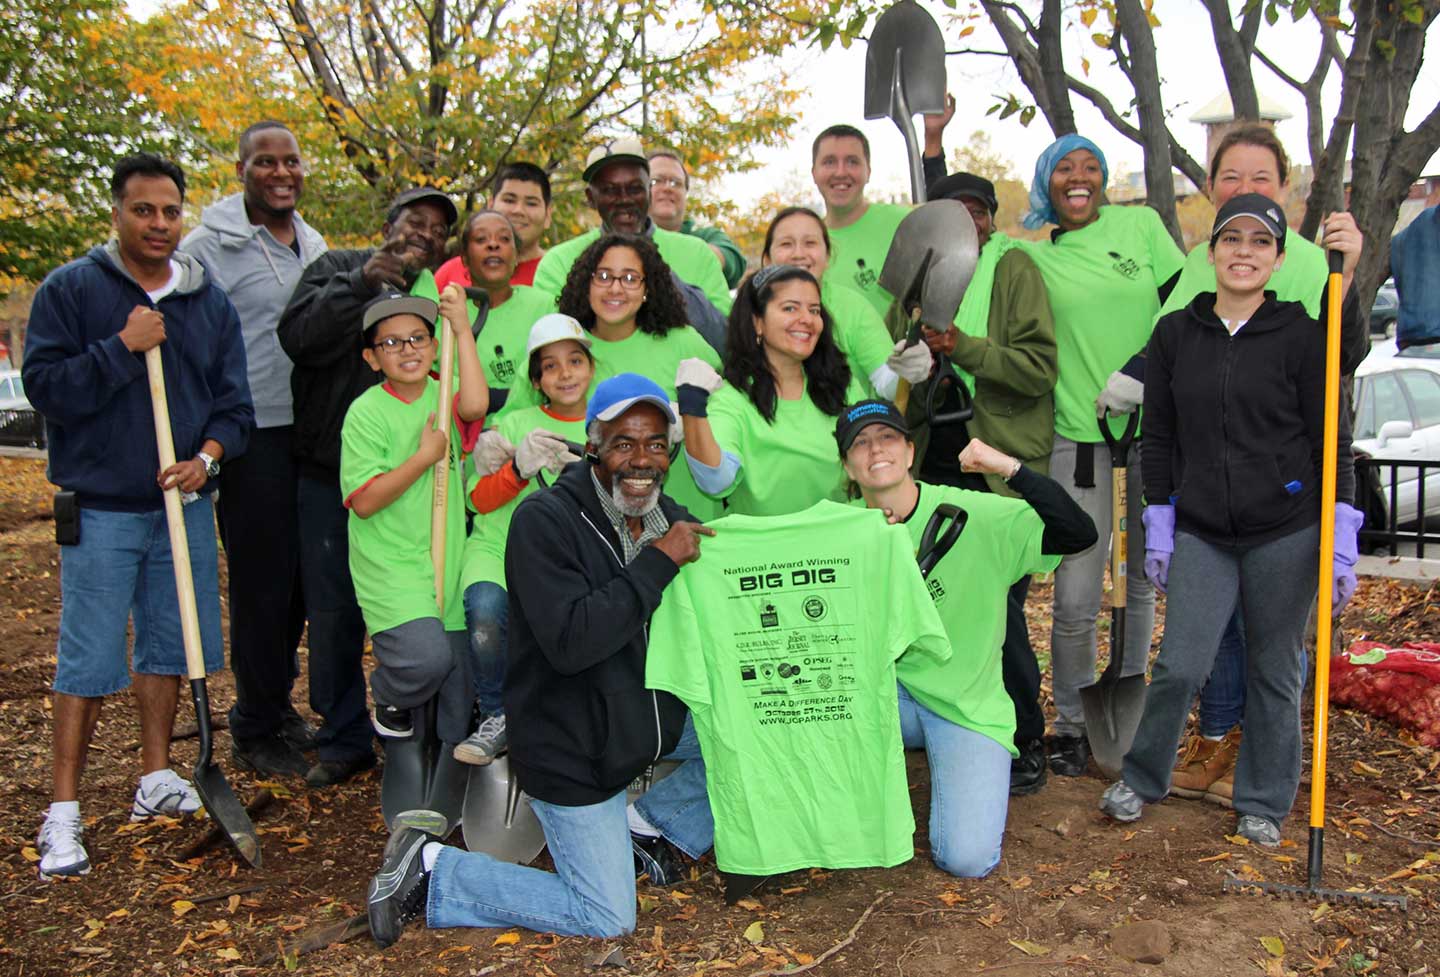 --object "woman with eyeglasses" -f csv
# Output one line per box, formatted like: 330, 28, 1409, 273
552, 233, 723, 518
676, 264, 867, 516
